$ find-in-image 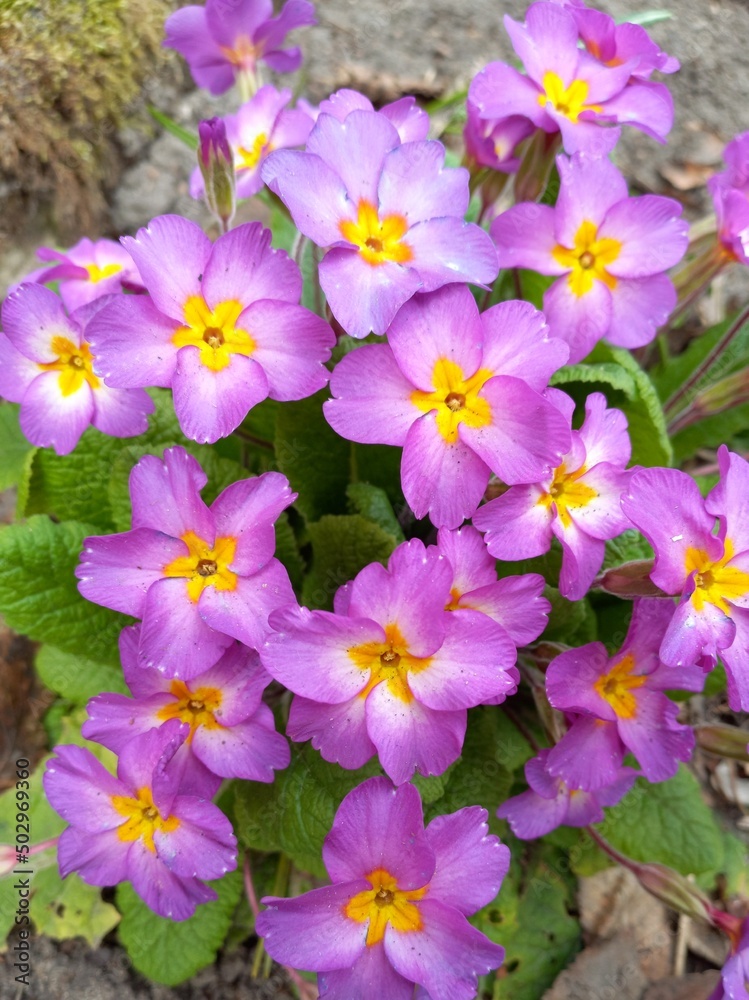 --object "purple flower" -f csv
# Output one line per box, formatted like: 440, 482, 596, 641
312, 88, 430, 143
164, 0, 316, 95
544, 599, 705, 790
196, 117, 236, 227
474, 391, 632, 600
260, 539, 520, 784
85, 217, 335, 443
622, 446, 749, 709
437, 525, 550, 648
256, 776, 508, 1000
324, 285, 570, 528
469, 2, 675, 154
13, 237, 144, 312
464, 103, 535, 174
570, 6, 679, 79
491, 152, 688, 362
0, 284, 153, 455
190, 87, 314, 203
82, 624, 290, 797
709, 917, 749, 1000
43, 722, 237, 920
76, 446, 296, 679
708, 132, 749, 266
261, 110, 499, 337
498, 748, 637, 839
